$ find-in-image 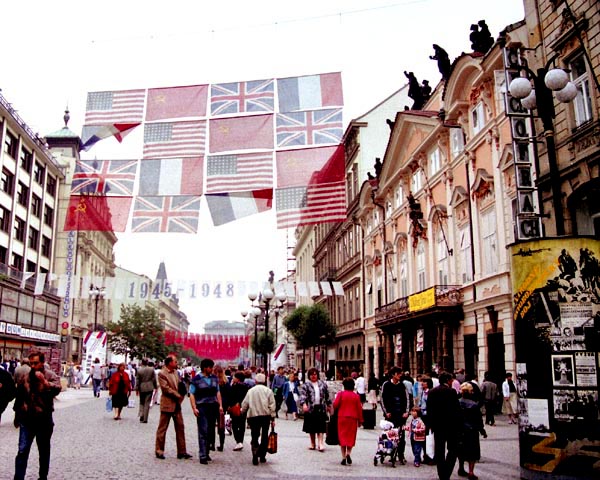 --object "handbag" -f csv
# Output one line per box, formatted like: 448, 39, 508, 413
326, 413, 339, 445
105, 397, 112, 412
228, 403, 242, 417
267, 426, 278, 454
218, 410, 225, 430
